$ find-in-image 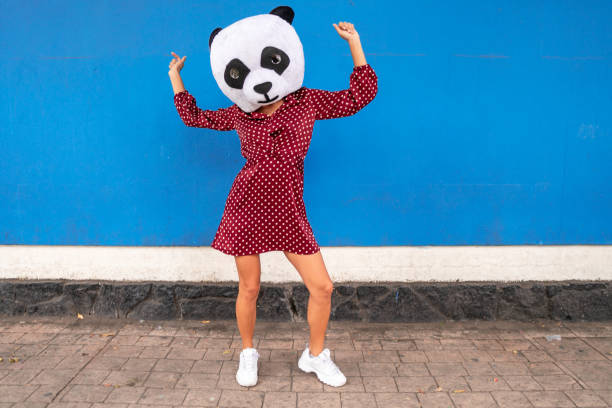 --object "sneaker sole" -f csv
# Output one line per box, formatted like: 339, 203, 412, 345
235, 373, 257, 387
298, 358, 346, 387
